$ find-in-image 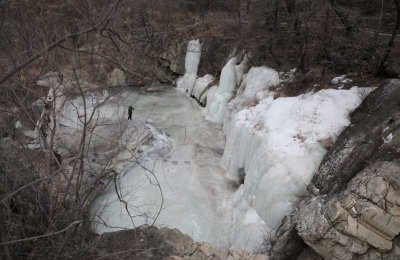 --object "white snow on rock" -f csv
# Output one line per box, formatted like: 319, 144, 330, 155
383, 133, 393, 144
222, 86, 374, 229
177, 40, 202, 95
279, 68, 297, 82
331, 74, 352, 85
